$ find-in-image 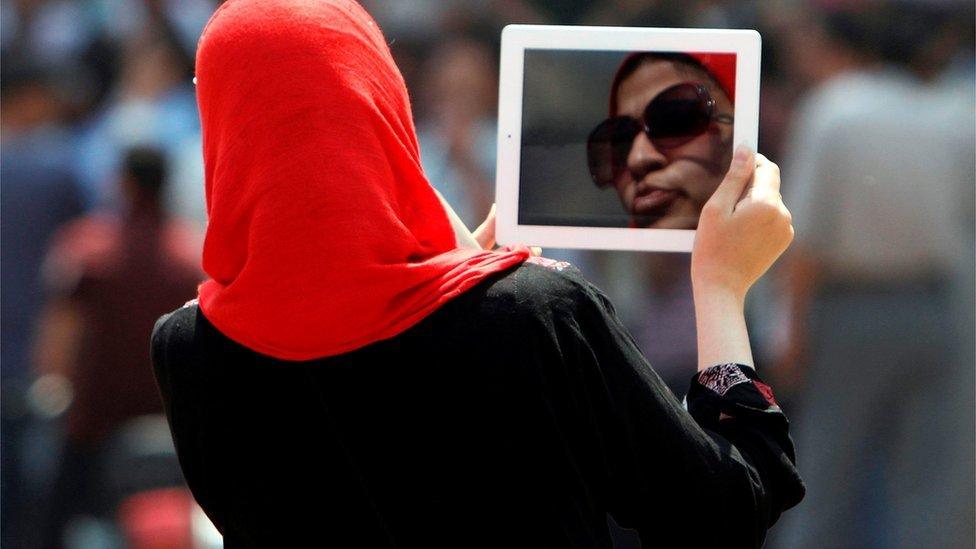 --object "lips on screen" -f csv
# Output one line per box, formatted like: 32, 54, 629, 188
517, 49, 736, 230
